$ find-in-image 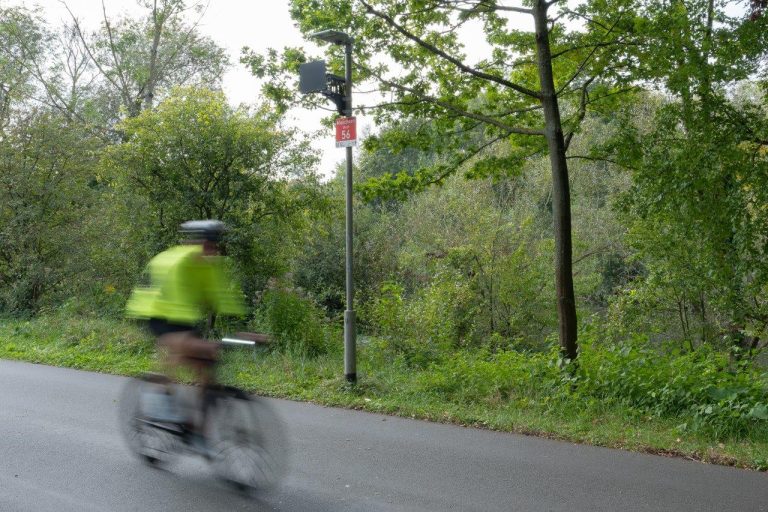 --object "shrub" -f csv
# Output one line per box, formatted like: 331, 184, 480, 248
406, 330, 767, 439
574, 335, 768, 438
416, 347, 560, 403
364, 279, 470, 367
259, 288, 338, 356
